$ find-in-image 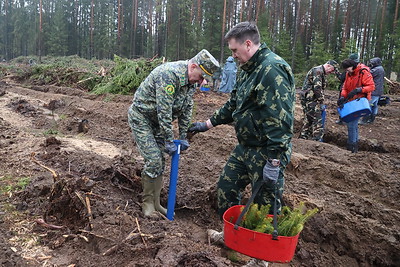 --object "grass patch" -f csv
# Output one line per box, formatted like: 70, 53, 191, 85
0, 176, 30, 195
43, 129, 59, 135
